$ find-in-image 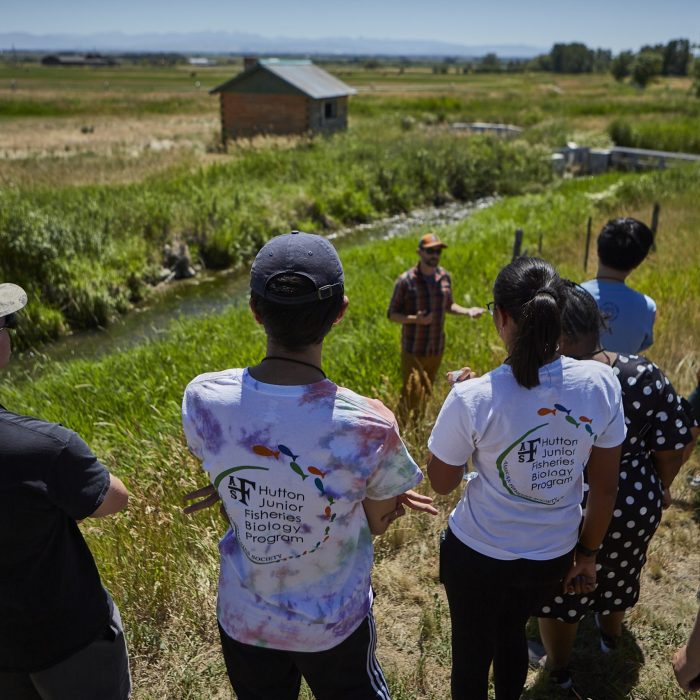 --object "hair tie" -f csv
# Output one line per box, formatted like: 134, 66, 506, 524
534, 287, 557, 300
